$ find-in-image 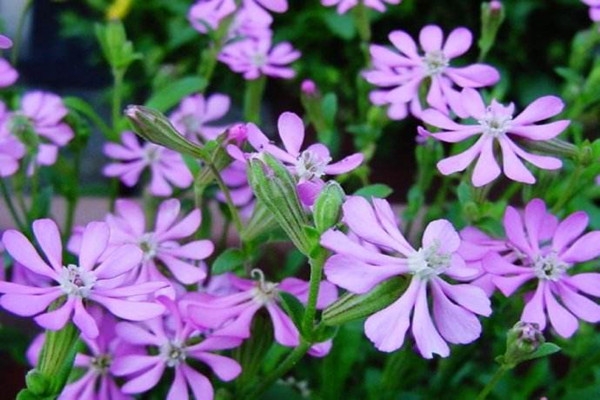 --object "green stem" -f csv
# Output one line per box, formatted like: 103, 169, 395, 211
197, 14, 235, 87
11, 0, 33, 65
551, 164, 584, 214
475, 365, 509, 400
243, 340, 311, 400
206, 161, 244, 234
111, 68, 126, 137
302, 249, 327, 336
244, 76, 267, 125
0, 179, 27, 234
